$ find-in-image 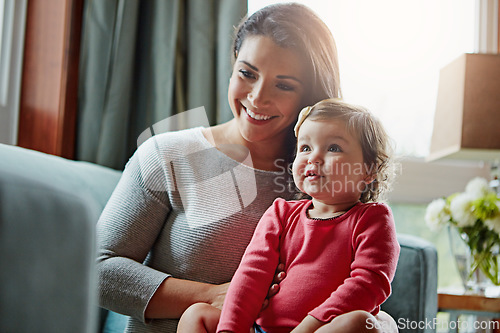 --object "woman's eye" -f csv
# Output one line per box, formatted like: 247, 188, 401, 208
328, 144, 342, 152
276, 83, 294, 91
239, 69, 255, 79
